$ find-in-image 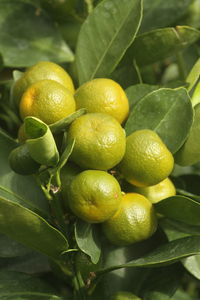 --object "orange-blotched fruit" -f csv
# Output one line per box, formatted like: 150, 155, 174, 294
12, 61, 75, 106
74, 78, 129, 124
102, 193, 157, 246
68, 170, 122, 223
19, 79, 76, 125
